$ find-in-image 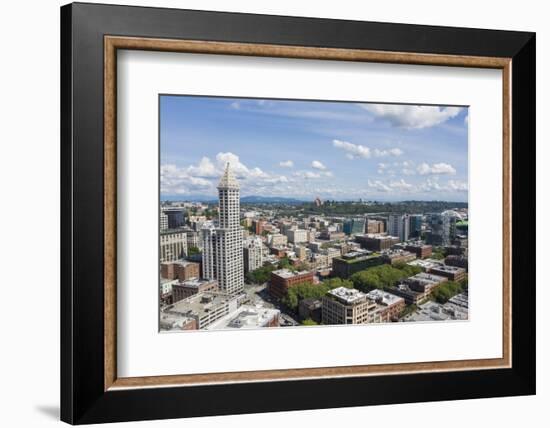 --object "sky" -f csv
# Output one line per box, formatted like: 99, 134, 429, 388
160, 95, 468, 202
